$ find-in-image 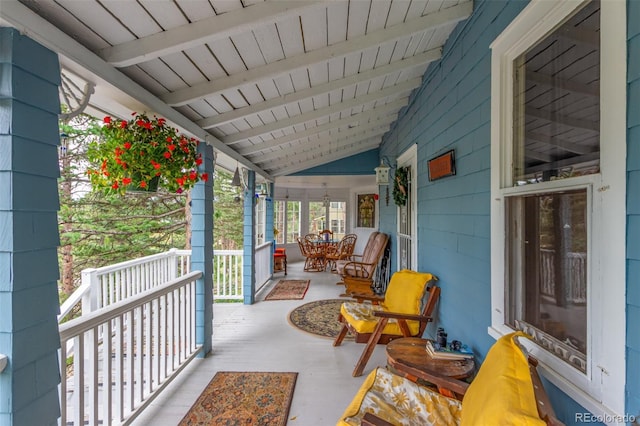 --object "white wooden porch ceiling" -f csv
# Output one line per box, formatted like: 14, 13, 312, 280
12, 0, 472, 180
